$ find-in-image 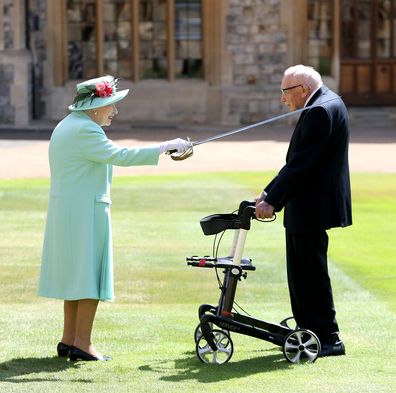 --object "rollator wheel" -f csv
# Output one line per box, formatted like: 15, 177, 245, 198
280, 316, 298, 330
283, 329, 321, 364
194, 323, 230, 344
194, 323, 208, 343
196, 329, 234, 364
